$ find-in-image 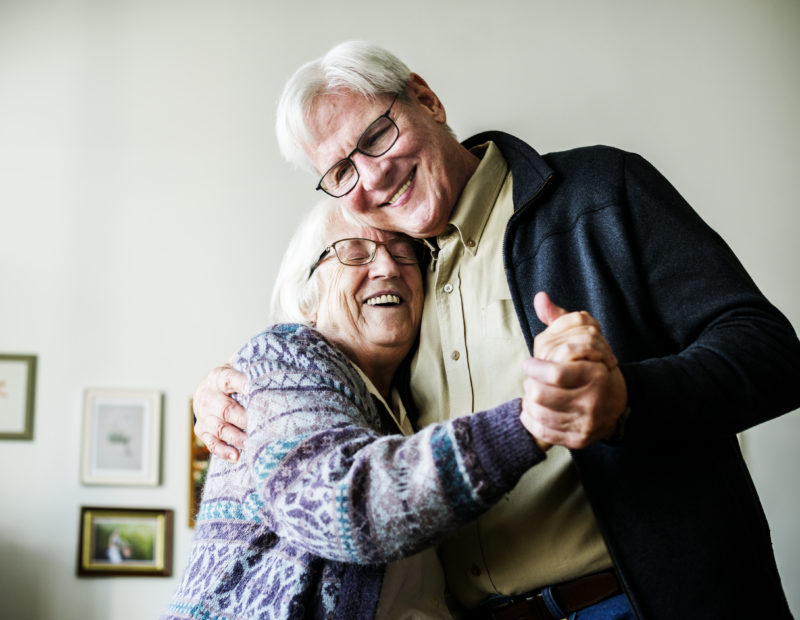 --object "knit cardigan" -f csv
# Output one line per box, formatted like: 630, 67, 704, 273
164, 324, 544, 619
